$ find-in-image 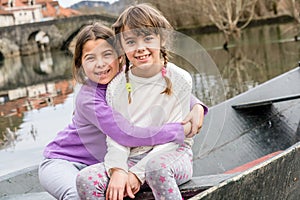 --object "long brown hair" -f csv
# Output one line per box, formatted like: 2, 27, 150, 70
112, 4, 174, 103
72, 22, 116, 84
